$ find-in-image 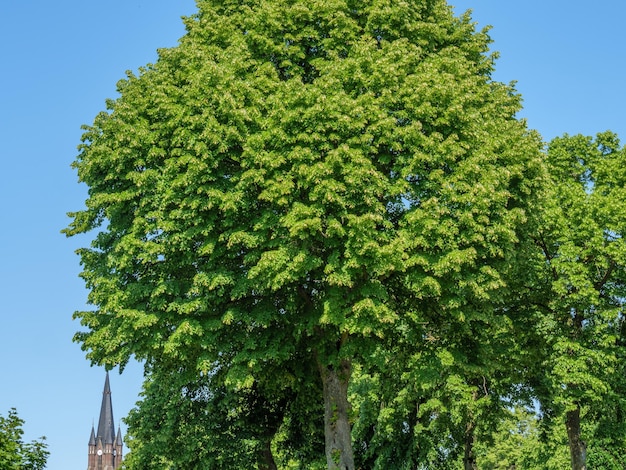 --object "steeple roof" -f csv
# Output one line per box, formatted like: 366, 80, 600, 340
88, 426, 96, 446
96, 372, 116, 445
115, 425, 123, 446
